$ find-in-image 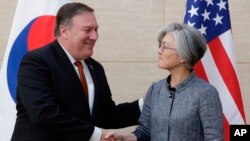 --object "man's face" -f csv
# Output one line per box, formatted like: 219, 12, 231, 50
61, 12, 98, 60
